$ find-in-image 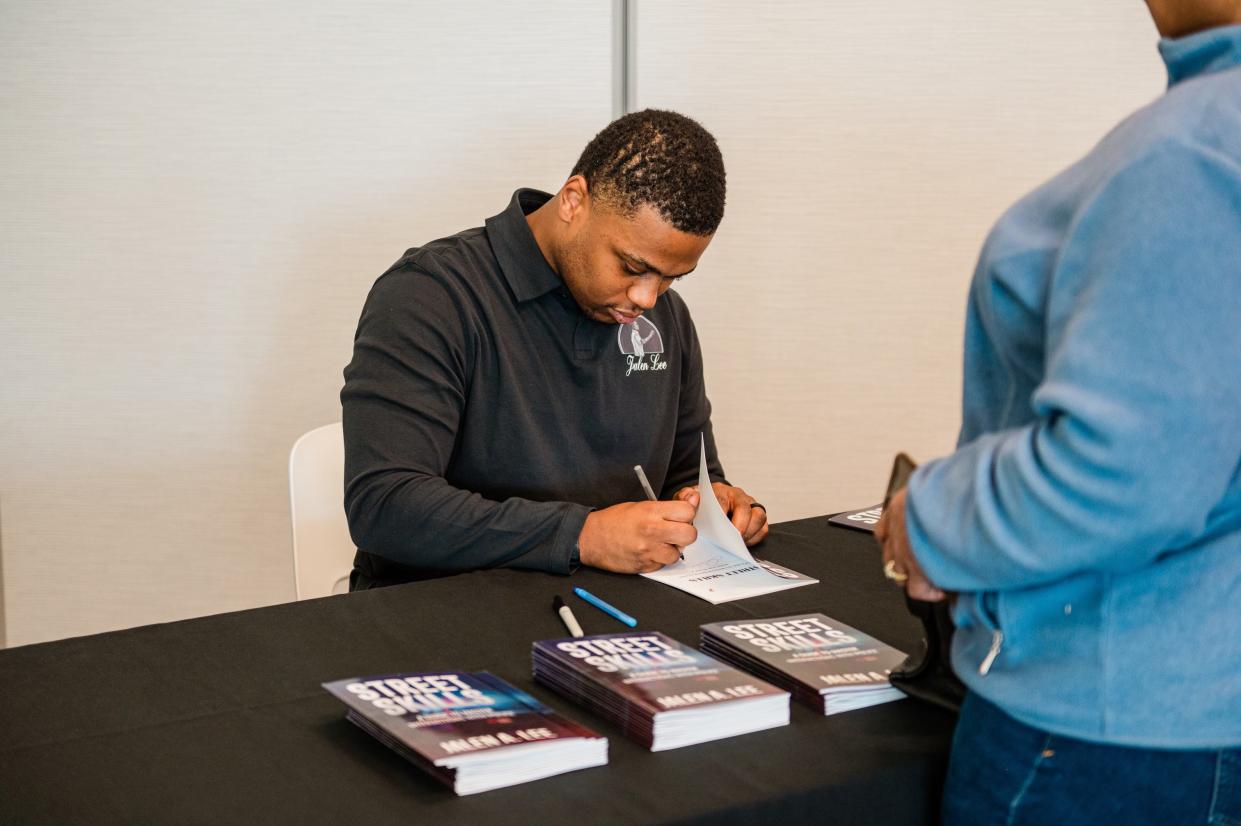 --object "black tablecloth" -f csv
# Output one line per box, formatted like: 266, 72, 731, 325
0, 515, 956, 825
